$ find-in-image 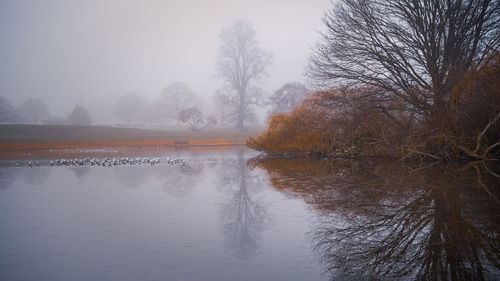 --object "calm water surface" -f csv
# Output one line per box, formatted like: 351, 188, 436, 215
1, 148, 499, 281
